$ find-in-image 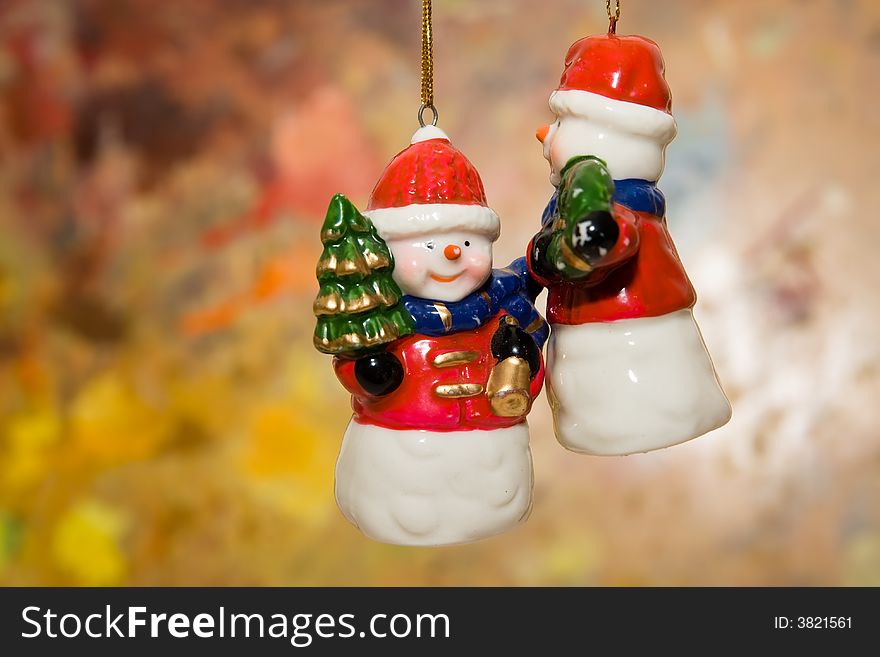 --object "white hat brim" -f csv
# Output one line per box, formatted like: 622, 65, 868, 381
550, 89, 677, 143
364, 203, 501, 241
